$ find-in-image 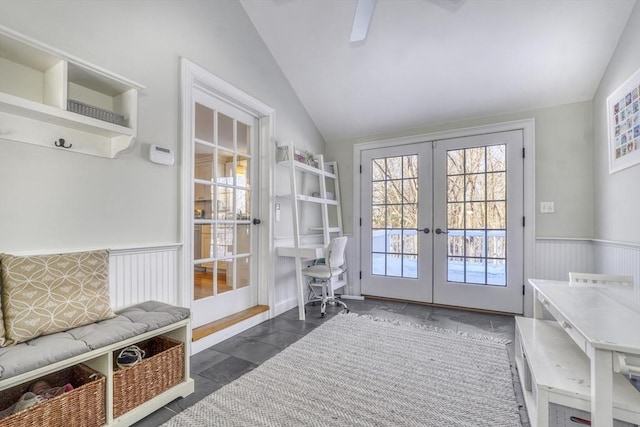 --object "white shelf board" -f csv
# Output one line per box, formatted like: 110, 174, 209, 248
516, 317, 640, 421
